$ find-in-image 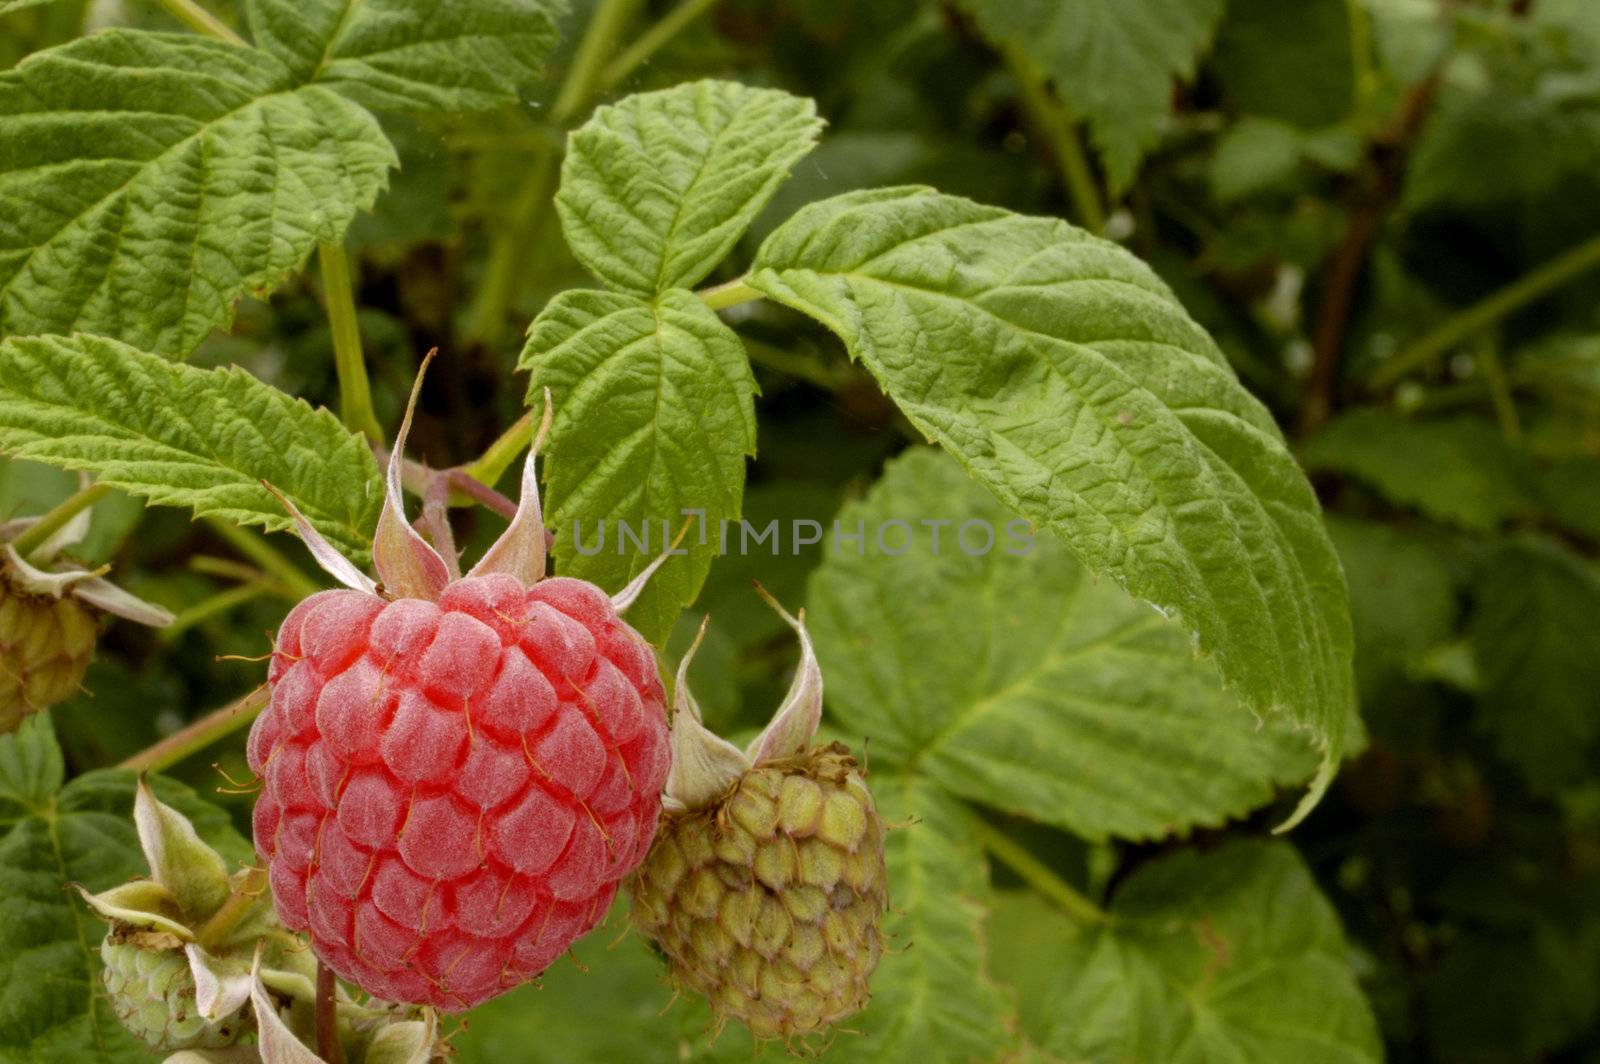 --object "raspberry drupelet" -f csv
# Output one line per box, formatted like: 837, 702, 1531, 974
246, 363, 671, 1011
